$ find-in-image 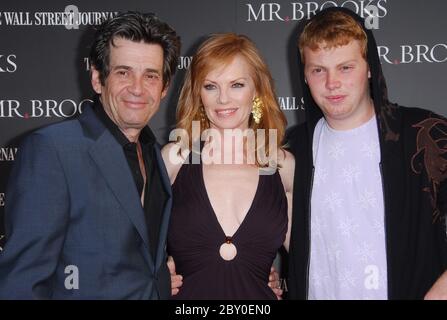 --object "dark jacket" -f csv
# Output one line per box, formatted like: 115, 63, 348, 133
0, 105, 173, 299
287, 7, 447, 299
